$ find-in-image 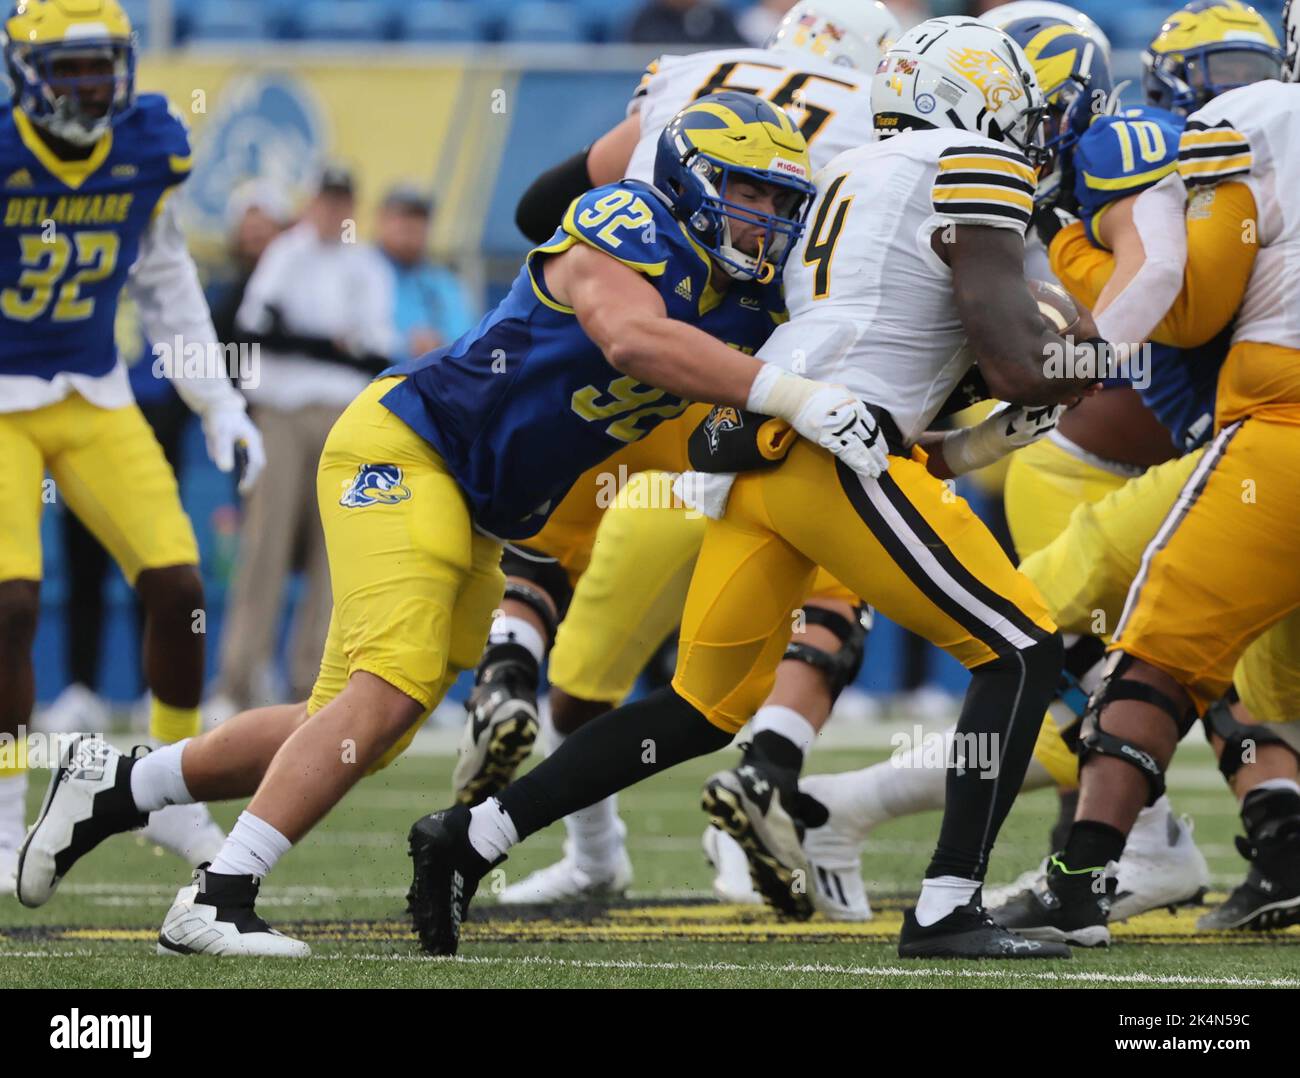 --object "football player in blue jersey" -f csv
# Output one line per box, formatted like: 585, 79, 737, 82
0, 0, 264, 893
15, 91, 894, 955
